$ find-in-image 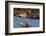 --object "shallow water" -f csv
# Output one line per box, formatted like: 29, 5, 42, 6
13, 16, 39, 28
